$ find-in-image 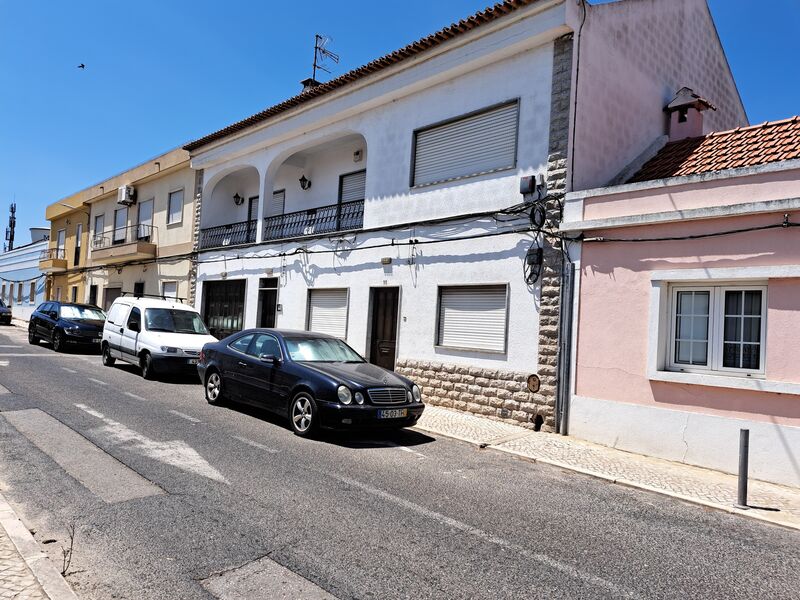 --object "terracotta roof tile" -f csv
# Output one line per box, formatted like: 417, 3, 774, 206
184, 0, 540, 151
629, 117, 800, 183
